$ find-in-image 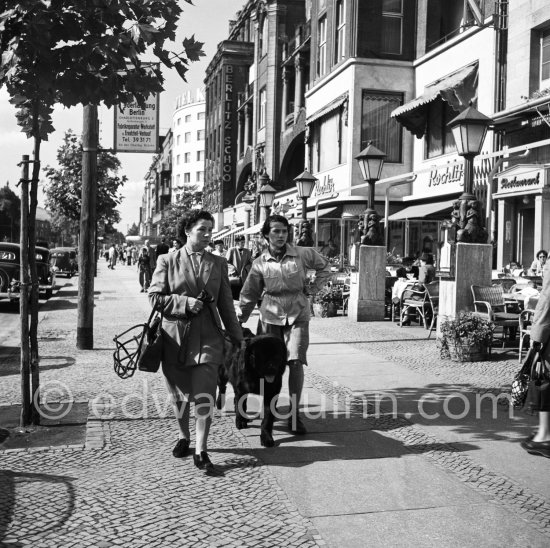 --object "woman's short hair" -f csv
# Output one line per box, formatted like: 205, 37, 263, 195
177, 209, 215, 242
213, 239, 223, 246
261, 214, 290, 239
536, 249, 548, 259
